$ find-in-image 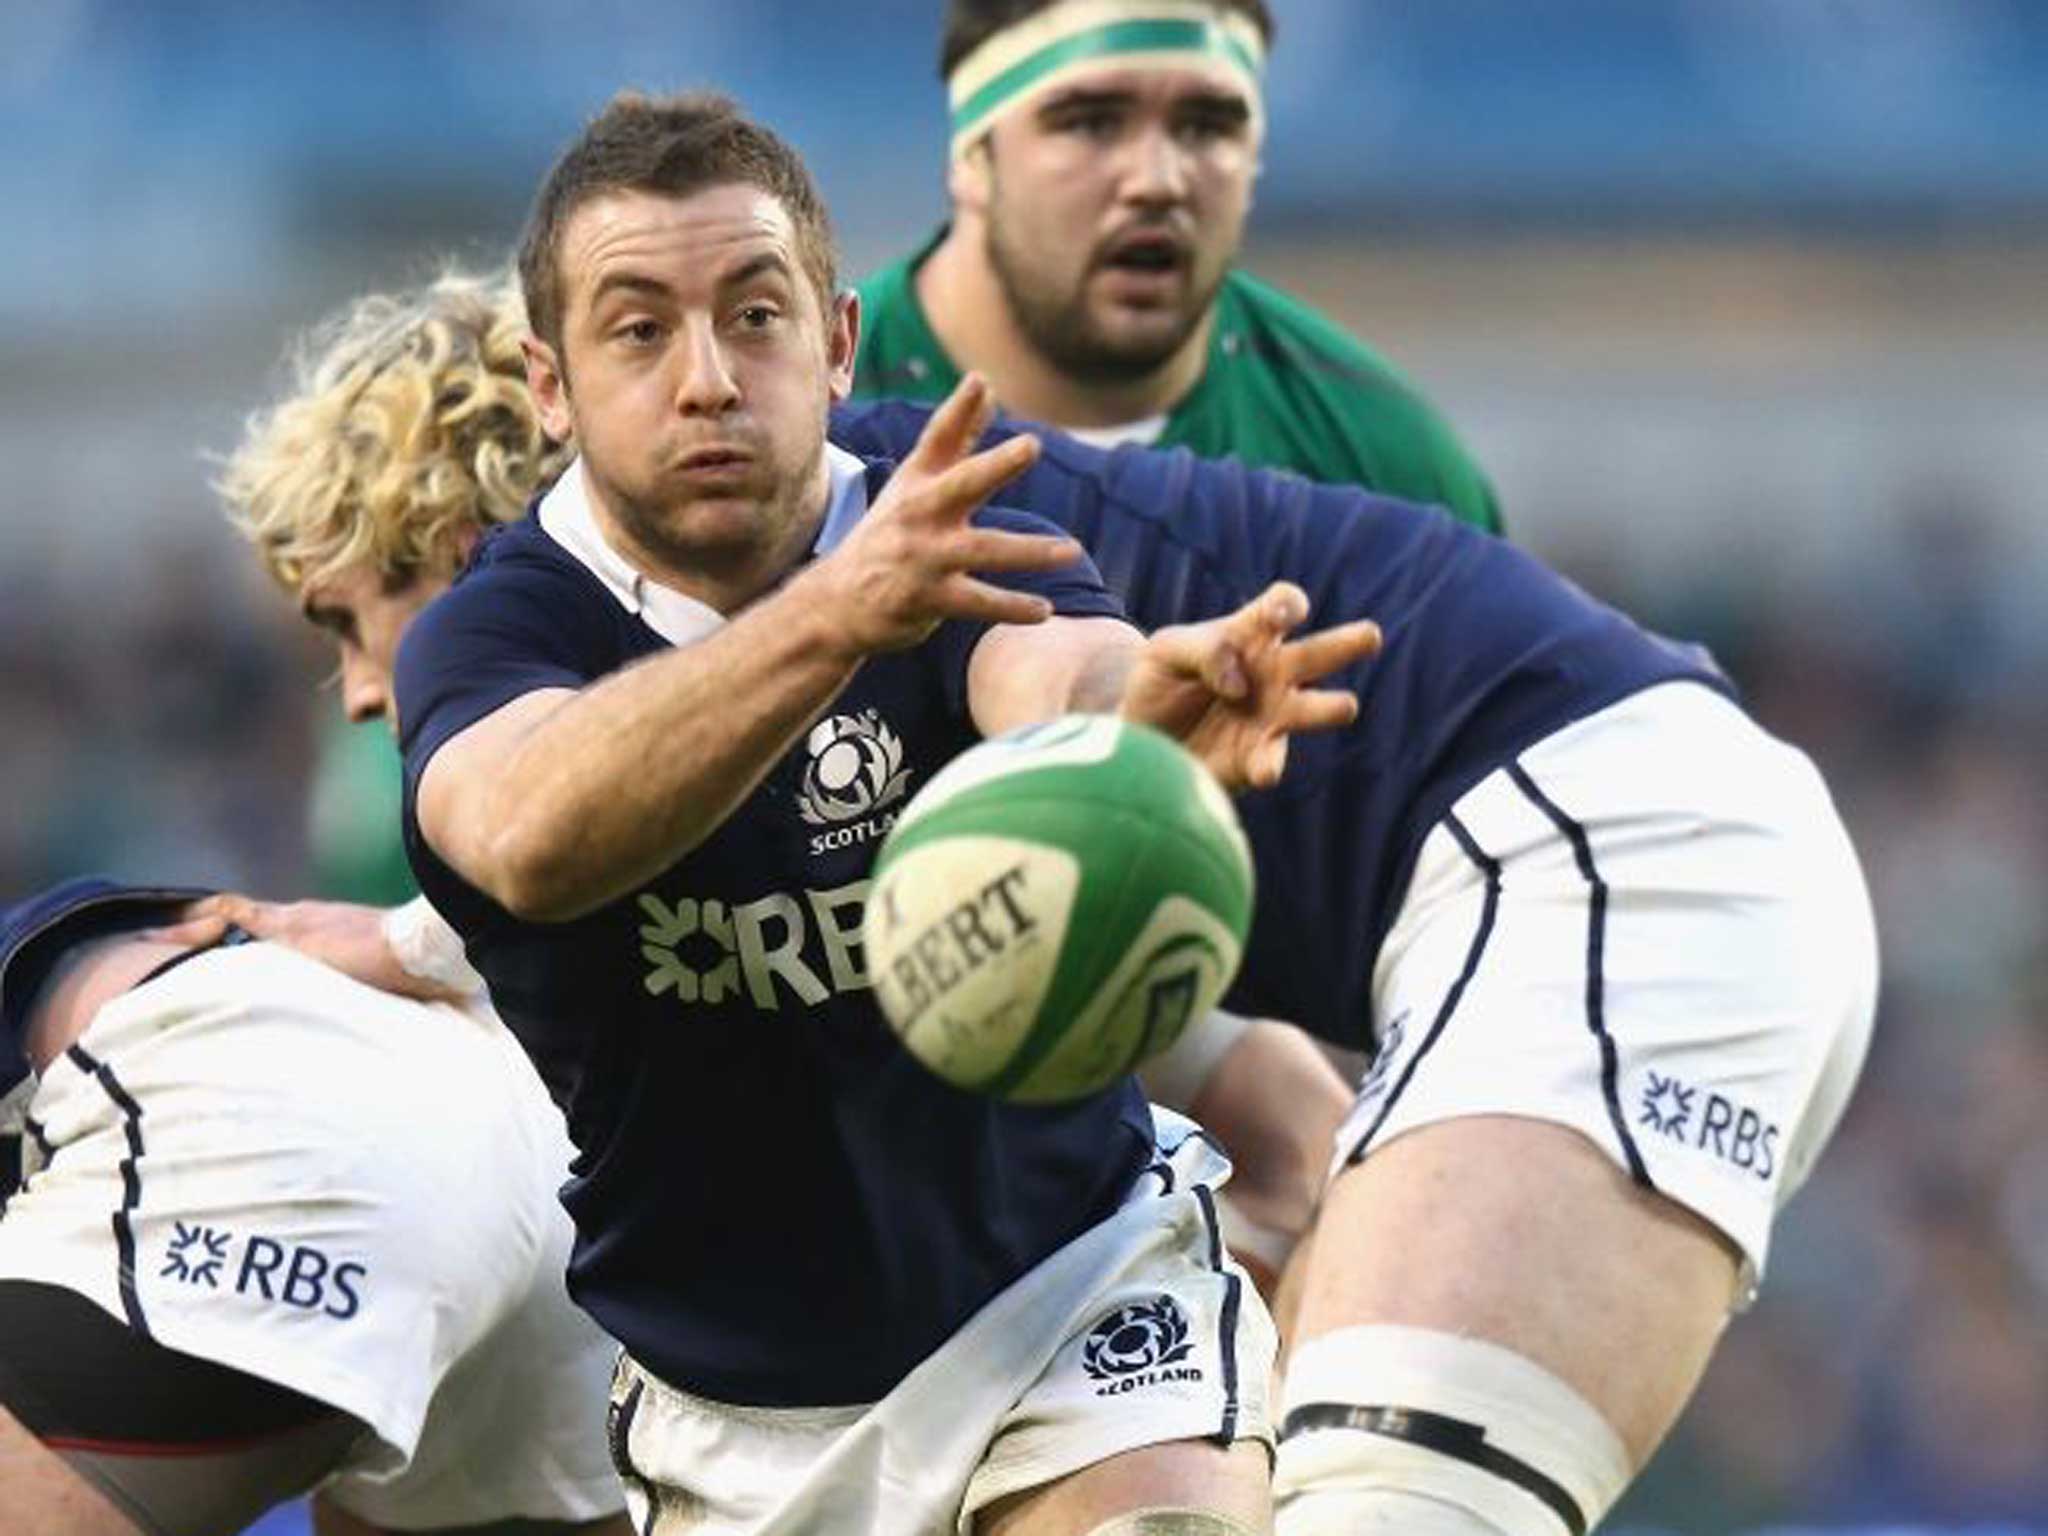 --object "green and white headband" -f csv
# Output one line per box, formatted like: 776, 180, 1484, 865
947, 0, 1267, 162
